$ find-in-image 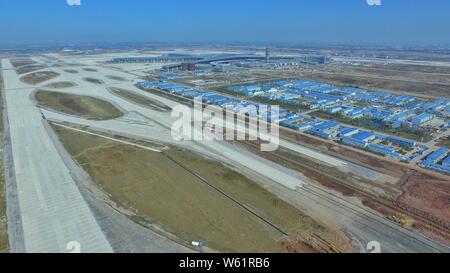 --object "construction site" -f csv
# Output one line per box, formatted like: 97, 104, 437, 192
0, 45, 448, 254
